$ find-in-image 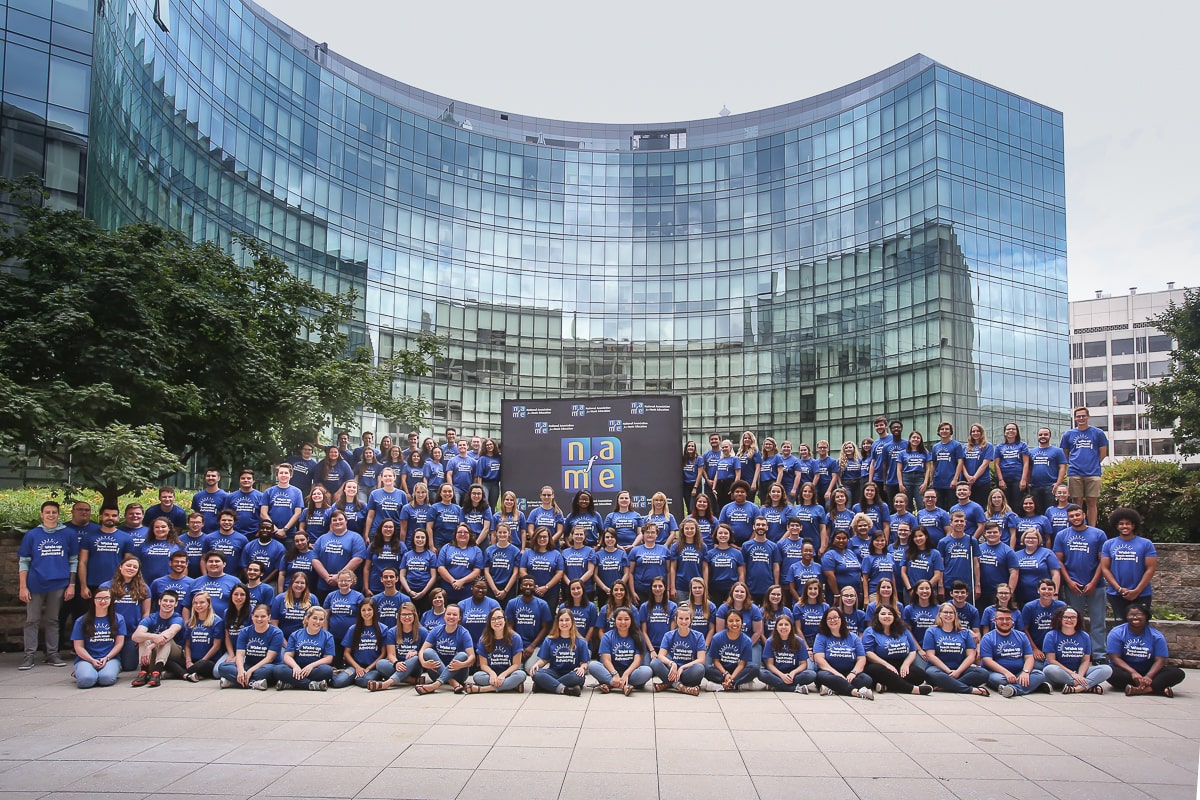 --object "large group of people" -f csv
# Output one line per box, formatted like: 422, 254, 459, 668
16, 411, 1185, 699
